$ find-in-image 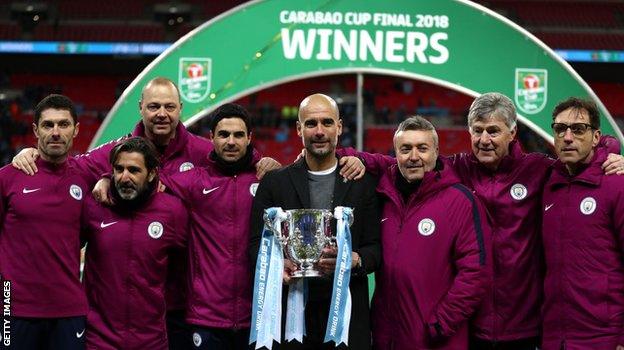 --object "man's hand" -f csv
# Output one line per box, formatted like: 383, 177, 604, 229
283, 259, 297, 285
615, 345, 624, 350
11, 148, 39, 175
602, 153, 624, 175
92, 178, 114, 206
339, 156, 365, 181
255, 157, 281, 180
317, 247, 361, 275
